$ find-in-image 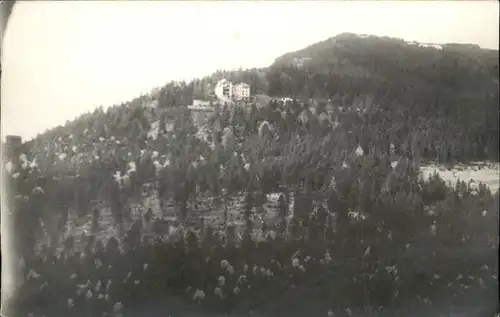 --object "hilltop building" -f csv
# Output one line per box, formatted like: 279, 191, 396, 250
214, 79, 233, 103
214, 79, 251, 103
232, 82, 250, 101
